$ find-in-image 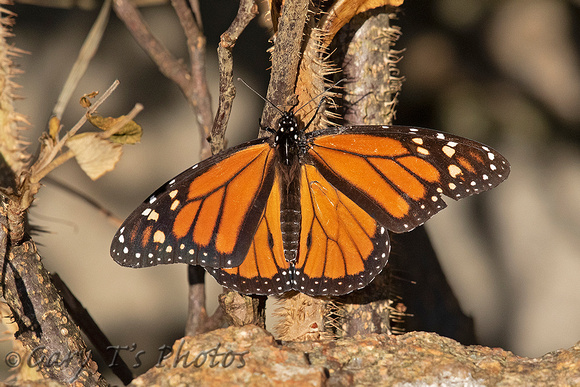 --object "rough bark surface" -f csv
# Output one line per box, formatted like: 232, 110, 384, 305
125, 325, 580, 386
